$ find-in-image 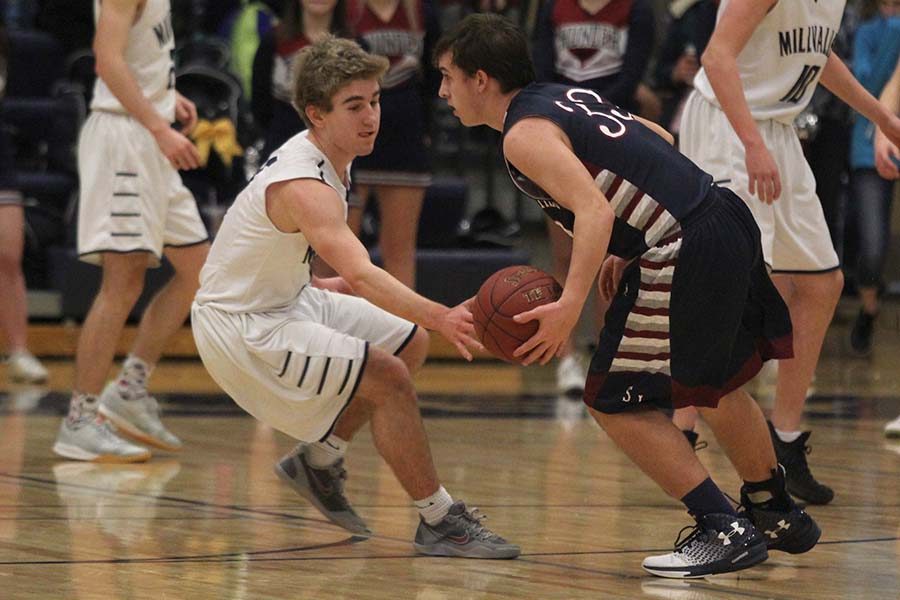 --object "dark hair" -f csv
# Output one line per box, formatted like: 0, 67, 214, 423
278, 0, 350, 44
433, 13, 535, 93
